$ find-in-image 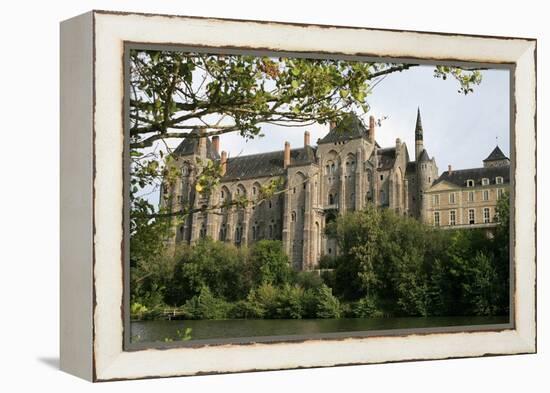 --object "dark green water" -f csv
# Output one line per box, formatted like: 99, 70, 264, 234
131, 315, 508, 343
